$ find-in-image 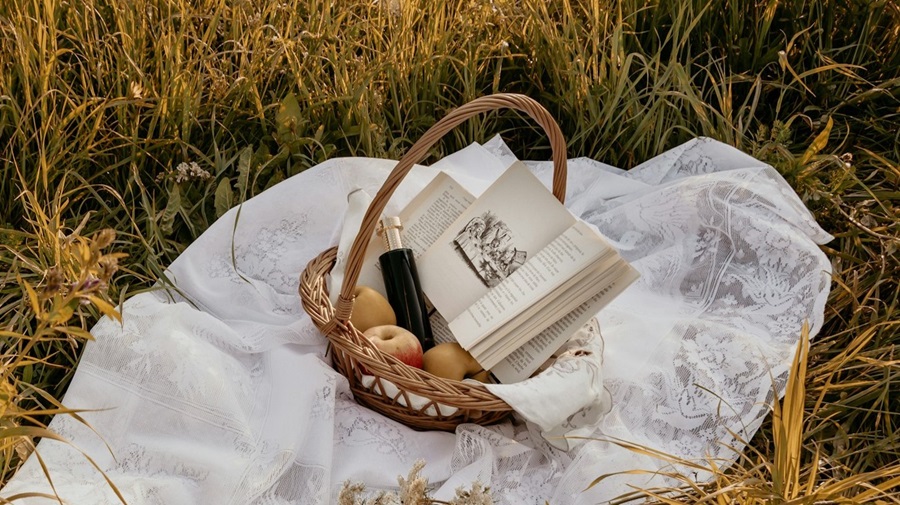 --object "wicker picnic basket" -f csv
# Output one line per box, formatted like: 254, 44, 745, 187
299, 94, 568, 431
